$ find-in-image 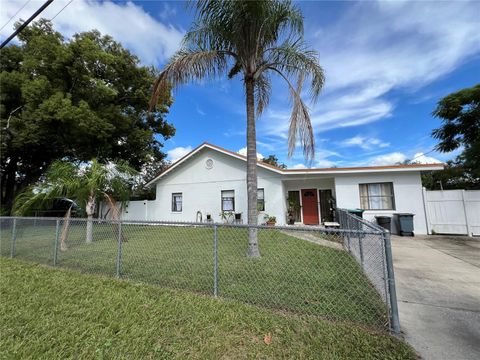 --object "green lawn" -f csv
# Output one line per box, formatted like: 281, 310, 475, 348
0, 220, 387, 329
0, 258, 415, 359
